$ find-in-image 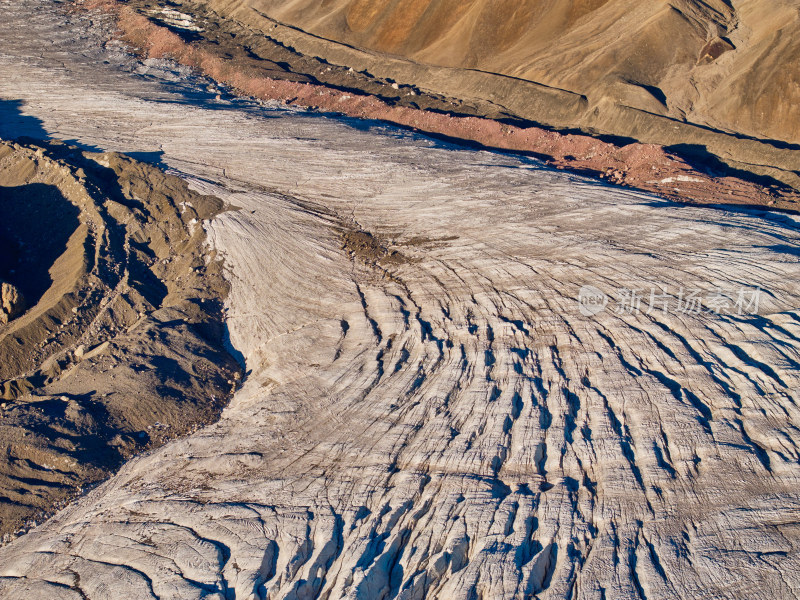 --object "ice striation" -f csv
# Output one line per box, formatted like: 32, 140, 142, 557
1, 1, 800, 598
